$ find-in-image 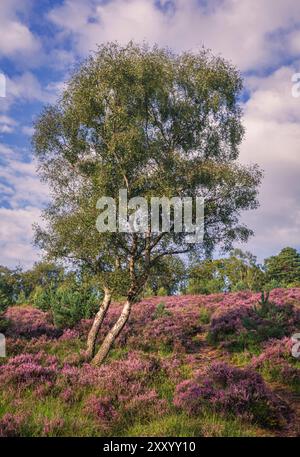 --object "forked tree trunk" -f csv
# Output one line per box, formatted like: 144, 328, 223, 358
91, 298, 133, 366
86, 288, 112, 360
